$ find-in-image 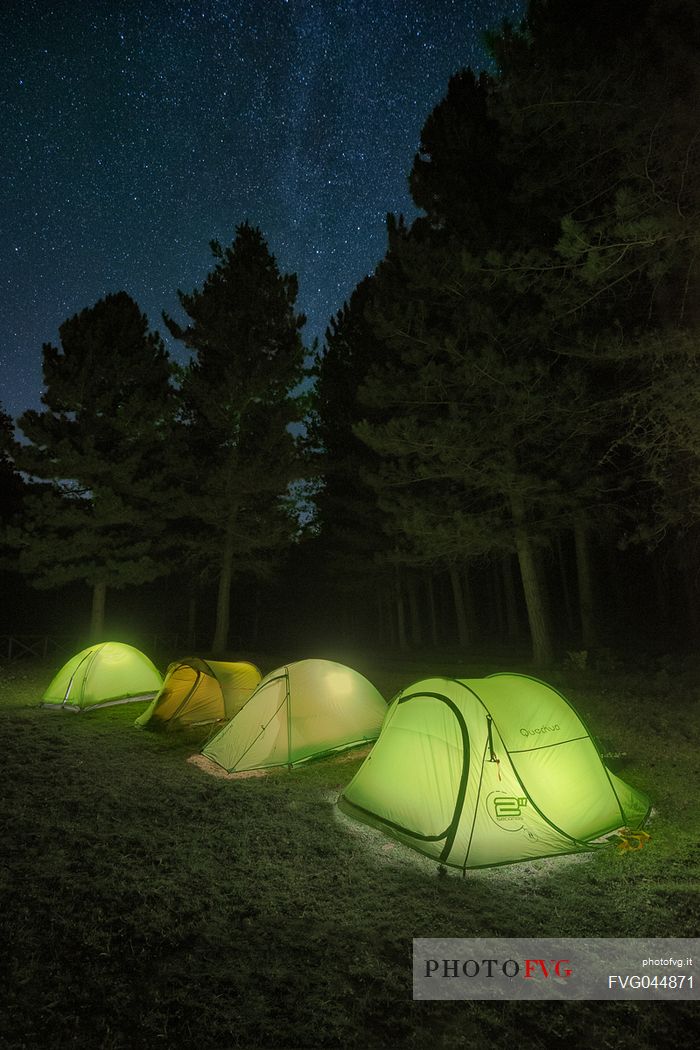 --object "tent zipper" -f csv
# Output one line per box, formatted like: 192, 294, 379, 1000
486, 715, 496, 762
486, 715, 501, 779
